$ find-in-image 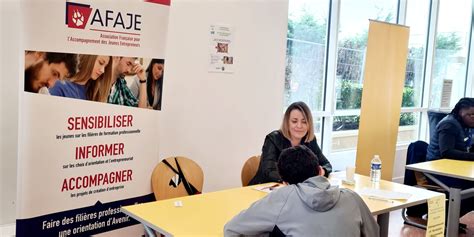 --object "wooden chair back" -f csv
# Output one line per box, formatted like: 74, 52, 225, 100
241, 155, 261, 186
151, 156, 204, 200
